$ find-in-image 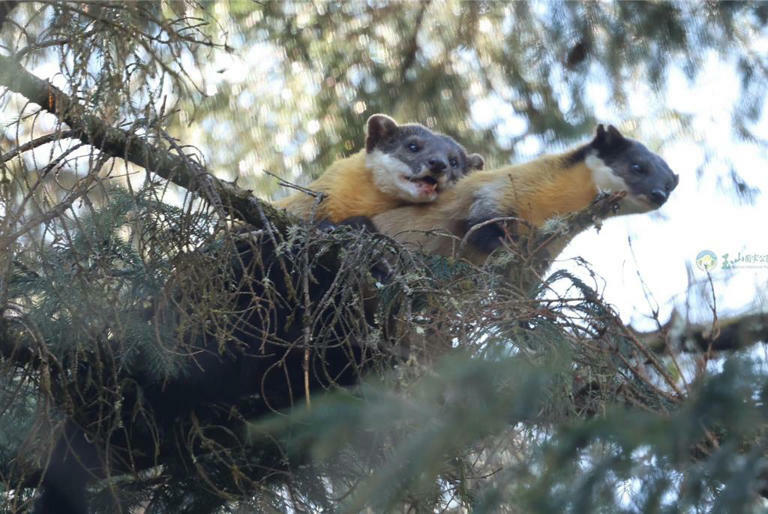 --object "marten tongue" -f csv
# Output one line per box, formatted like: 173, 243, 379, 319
412, 176, 438, 195
418, 180, 437, 194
